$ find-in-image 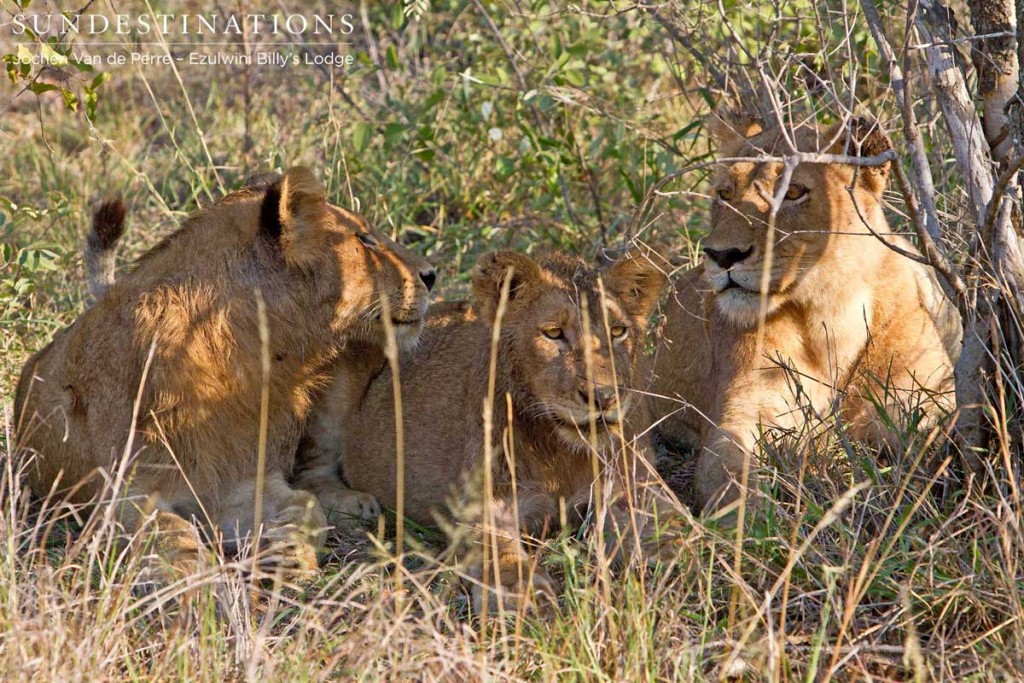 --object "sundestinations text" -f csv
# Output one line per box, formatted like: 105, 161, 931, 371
11, 13, 356, 37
